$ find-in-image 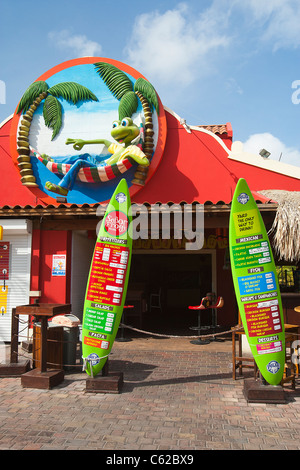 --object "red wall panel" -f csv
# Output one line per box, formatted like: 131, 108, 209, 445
31, 229, 72, 304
